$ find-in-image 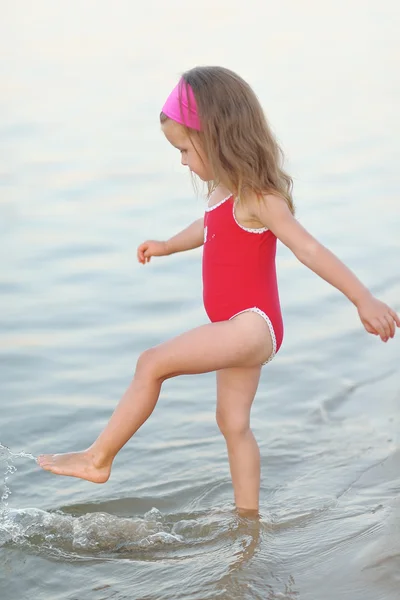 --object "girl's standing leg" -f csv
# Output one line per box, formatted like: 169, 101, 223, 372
216, 366, 262, 514
38, 312, 272, 496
